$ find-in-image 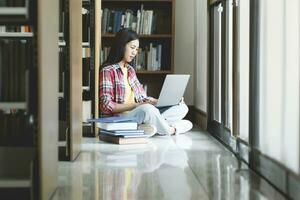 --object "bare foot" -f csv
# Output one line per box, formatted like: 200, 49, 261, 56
169, 126, 176, 135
